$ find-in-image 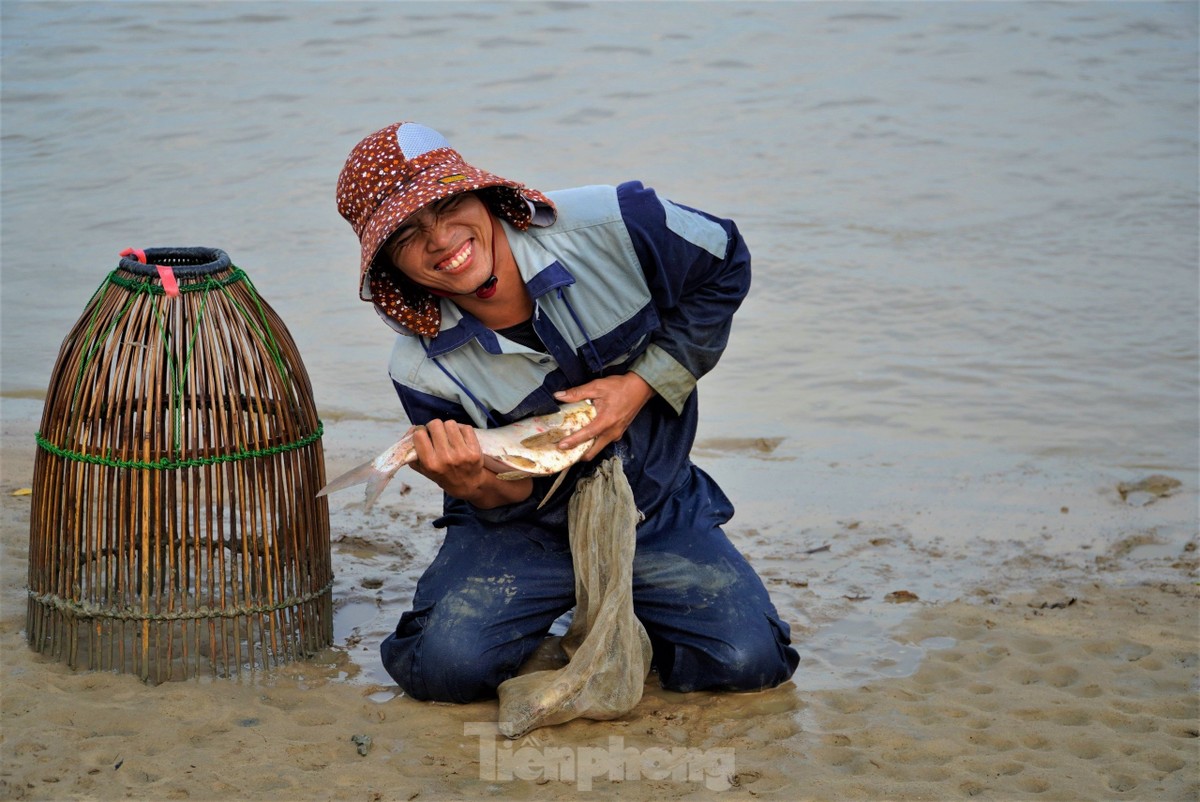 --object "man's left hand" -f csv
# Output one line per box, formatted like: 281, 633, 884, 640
554, 373, 655, 461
